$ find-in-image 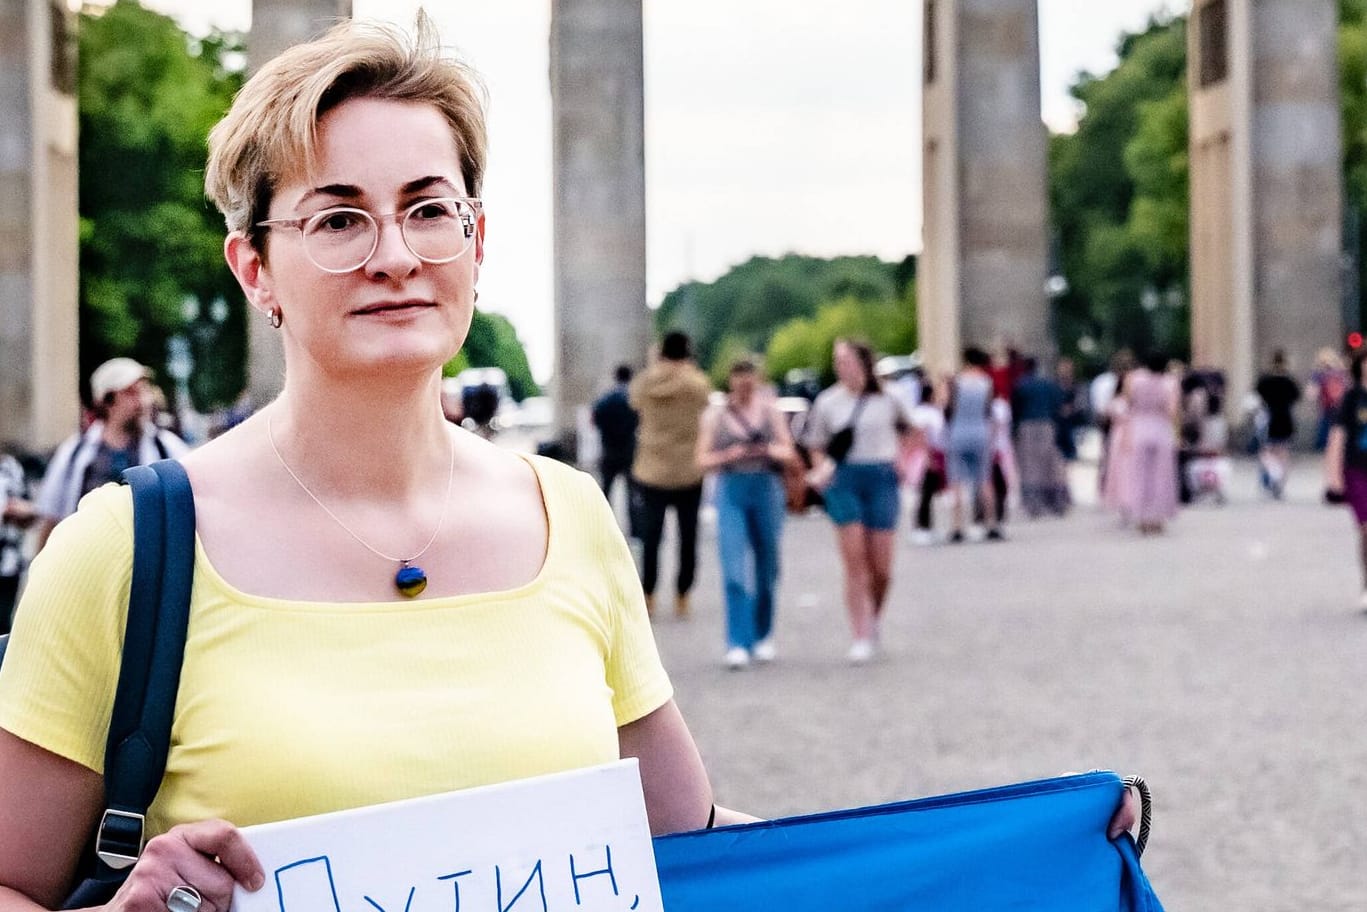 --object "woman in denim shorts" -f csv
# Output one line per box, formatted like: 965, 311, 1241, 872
805, 340, 913, 663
